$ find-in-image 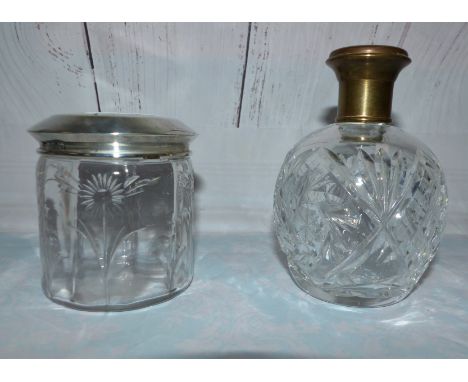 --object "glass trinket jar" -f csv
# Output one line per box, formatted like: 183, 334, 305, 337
273, 45, 448, 307
30, 114, 196, 311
